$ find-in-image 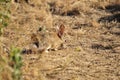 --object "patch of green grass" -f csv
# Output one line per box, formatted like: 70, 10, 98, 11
0, 0, 11, 36
0, 46, 23, 80
9, 47, 22, 80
